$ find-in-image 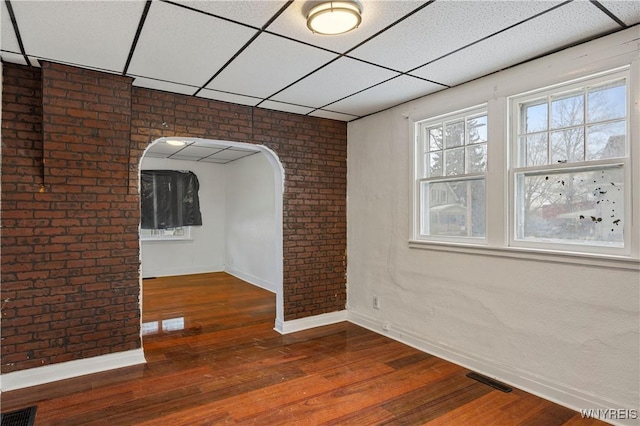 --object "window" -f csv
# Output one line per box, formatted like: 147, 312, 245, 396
140, 170, 202, 240
415, 106, 487, 242
510, 70, 629, 254
140, 227, 189, 239
411, 65, 636, 264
